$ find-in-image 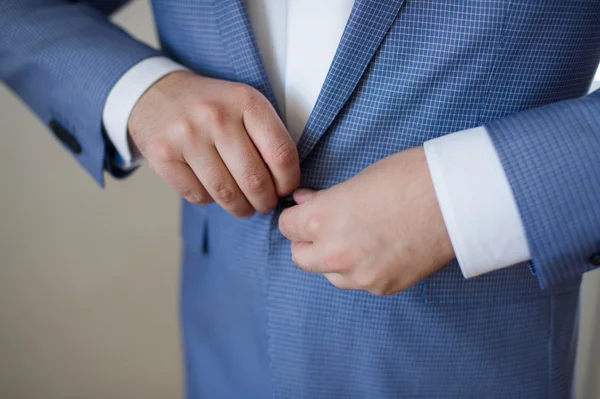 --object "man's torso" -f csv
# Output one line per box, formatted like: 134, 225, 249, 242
151, 1, 600, 397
